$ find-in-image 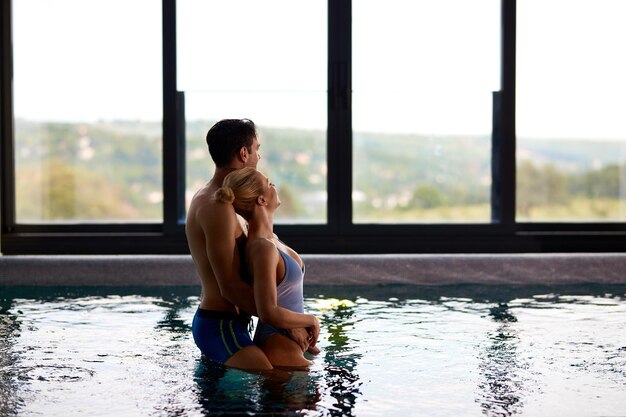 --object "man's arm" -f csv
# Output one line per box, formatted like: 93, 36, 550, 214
199, 203, 258, 316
